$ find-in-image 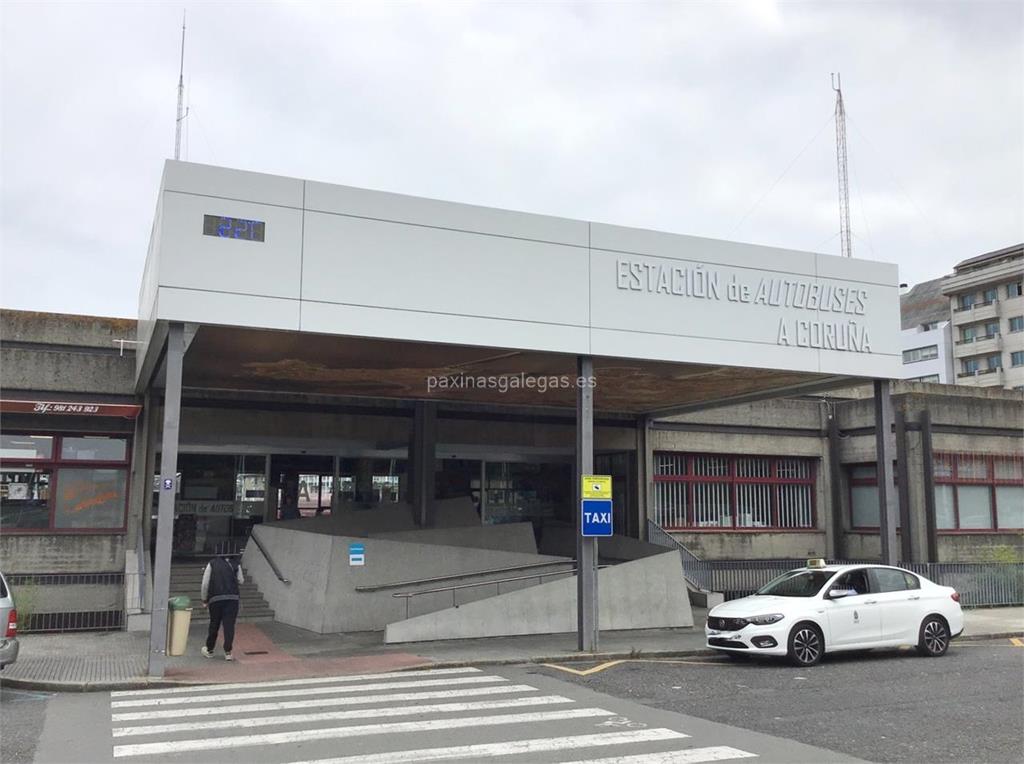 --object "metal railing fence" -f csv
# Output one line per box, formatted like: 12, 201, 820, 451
647, 519, 1024, 606
902, 562, 1024, 608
